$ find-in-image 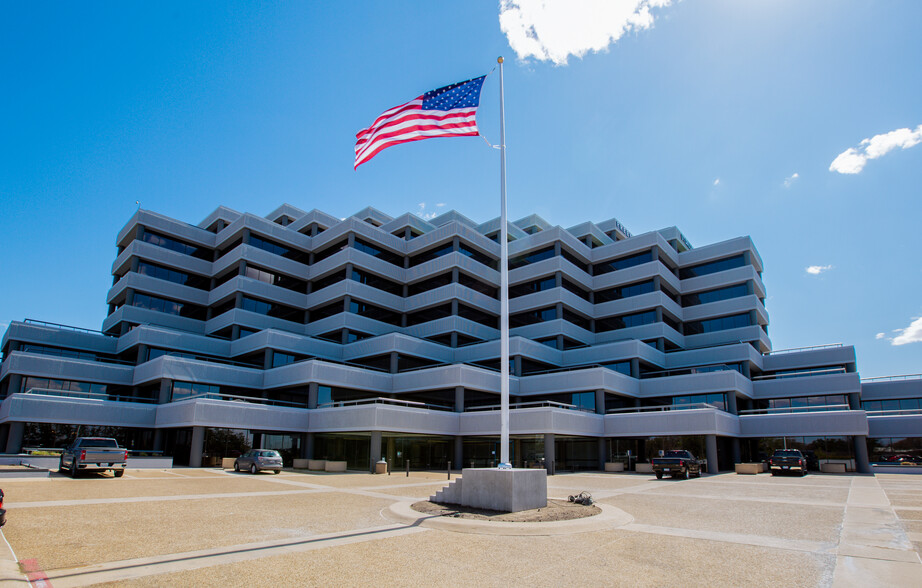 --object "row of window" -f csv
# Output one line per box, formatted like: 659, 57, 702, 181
138, 228, 752, 282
